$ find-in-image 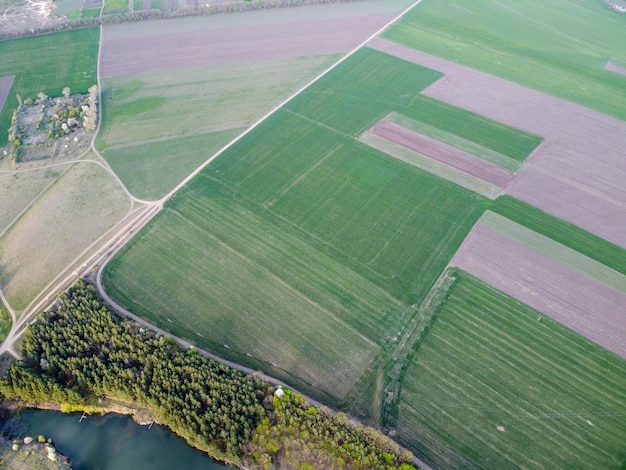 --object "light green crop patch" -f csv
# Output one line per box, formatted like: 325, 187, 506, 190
395, 270, 626, 469
384, 0, 626, 120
